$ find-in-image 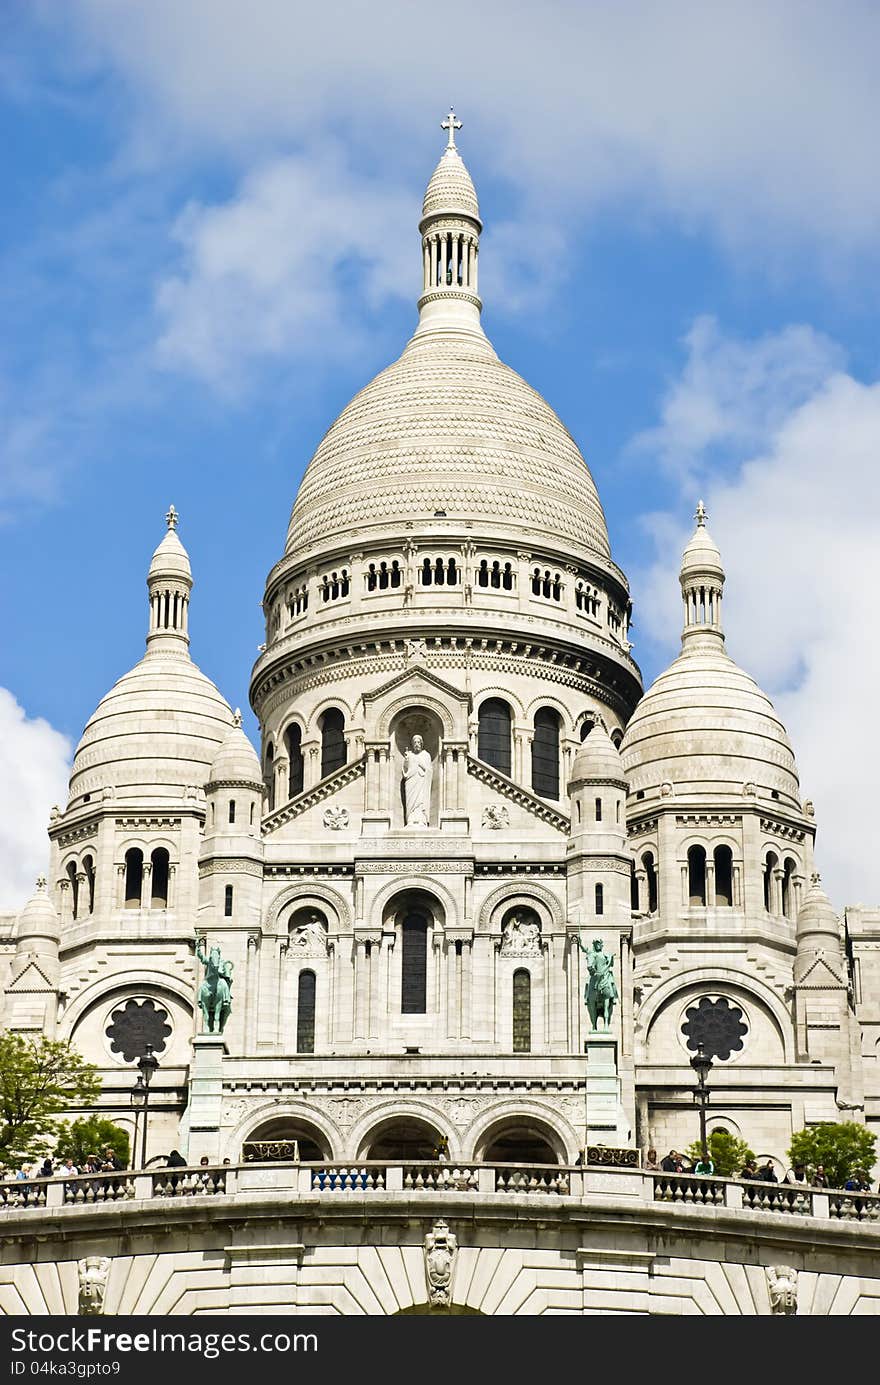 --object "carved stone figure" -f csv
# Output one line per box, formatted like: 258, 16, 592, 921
195, 936, 233, 1034
289, 911, 328, 957
78, 1256, 111, 1315
500, 911, 542, 956
402, 734, 433, 827
577, 936, 618, 1030
424, 1218, 457, 1309
482, 804, 509, 830
766, 1265, 798, 1315
323, 805, 350, 830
